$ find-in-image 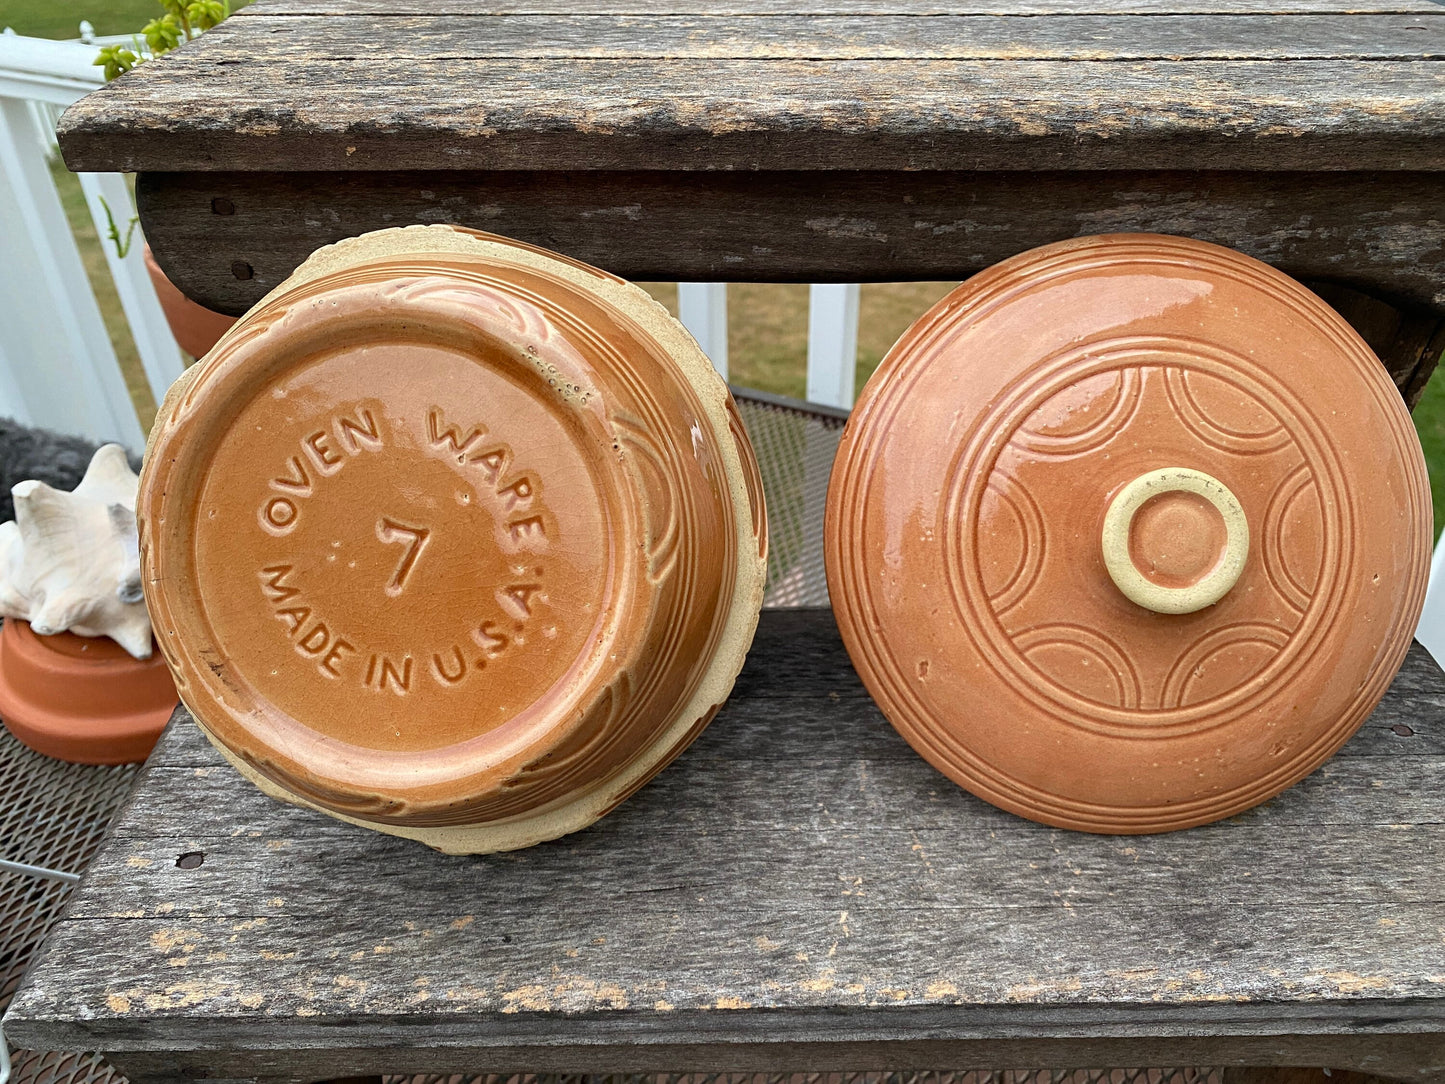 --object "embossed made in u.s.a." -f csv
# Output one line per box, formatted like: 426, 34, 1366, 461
138, 225, 768, 854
